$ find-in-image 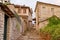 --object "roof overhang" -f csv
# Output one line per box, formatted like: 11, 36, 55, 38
0, 3, 22, 25
14, 5, 33, 14
0, 3, 14, 17
35, 1, 60, 12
